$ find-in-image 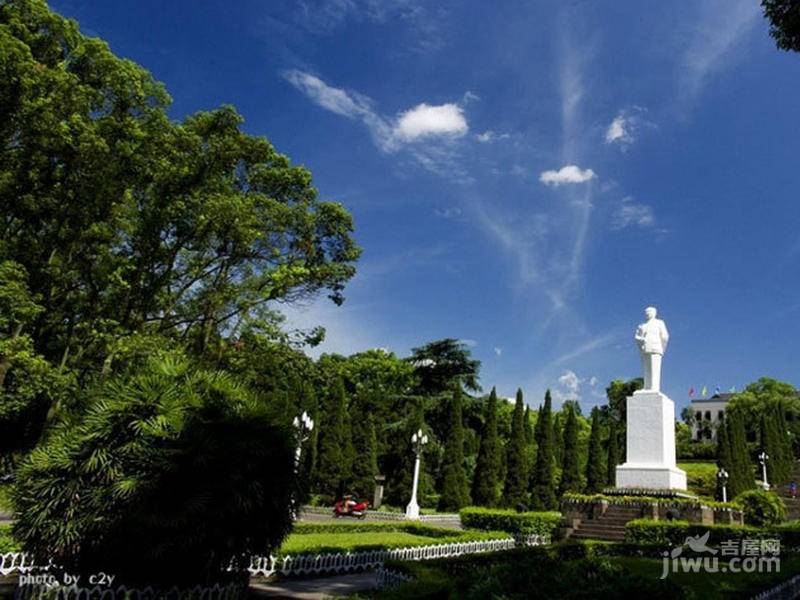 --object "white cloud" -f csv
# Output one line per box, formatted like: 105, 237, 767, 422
552, 369, 605, 406
539, 165, 596, 187
434, 206, 462, 219
475, 130, 510, 143
283, 70, 368, 118
559, 369, 580, 393
605, 115, 628, 144
611, 197, 655, 230
493, 346, 503, 357
393, 103, 468, 142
